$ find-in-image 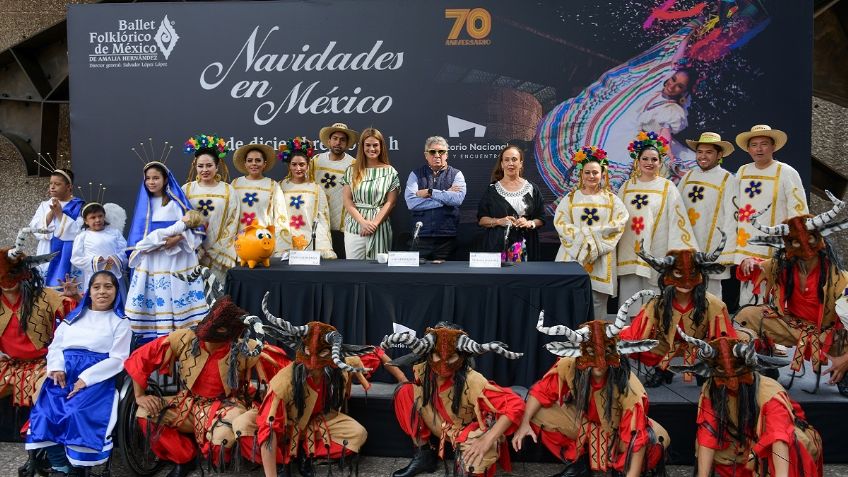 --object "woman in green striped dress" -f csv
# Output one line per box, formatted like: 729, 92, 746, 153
341, 128, 400, 259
